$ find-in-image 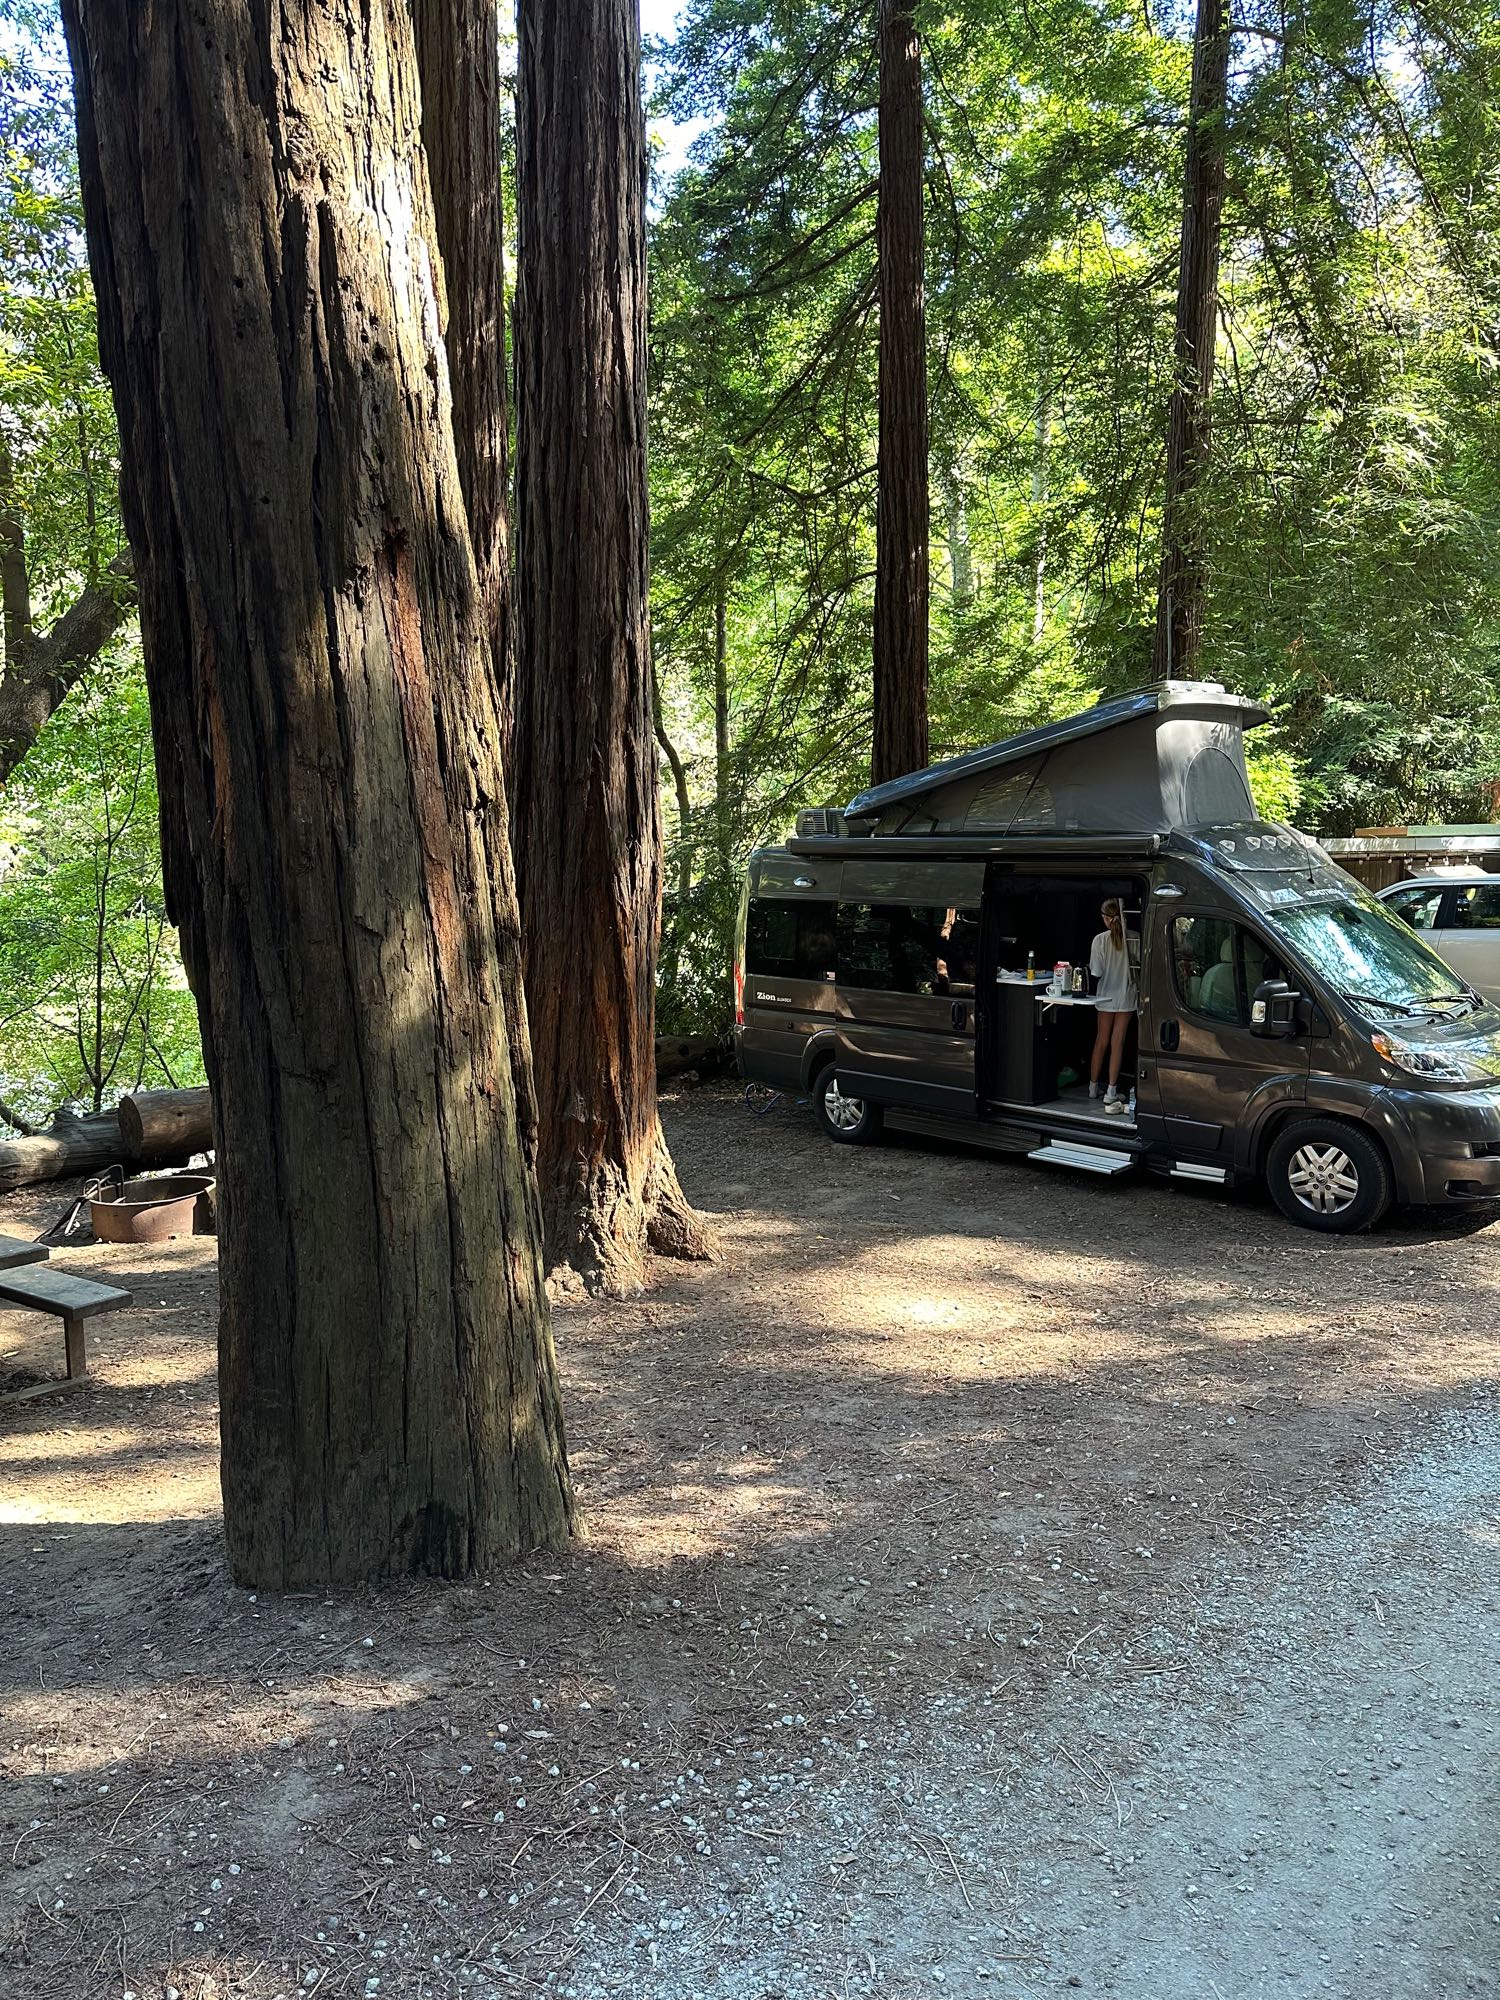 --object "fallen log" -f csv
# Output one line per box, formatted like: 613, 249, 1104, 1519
0, 1087, 214, 1196
118, 1086, 213, 1164
0, 1109, 126, 1196
0, 1052, 716, 1196
655, 1034, 729, 1081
